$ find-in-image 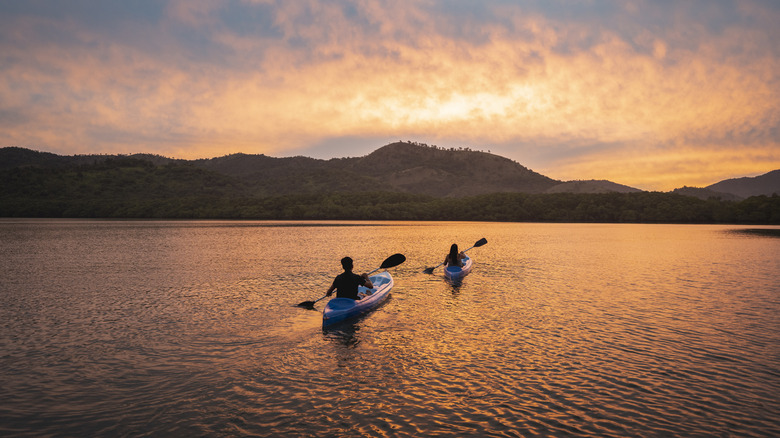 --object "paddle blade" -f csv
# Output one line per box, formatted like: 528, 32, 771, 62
380, 253, 406, 269
473, 237, 488, 247
297, 301, 316, 309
